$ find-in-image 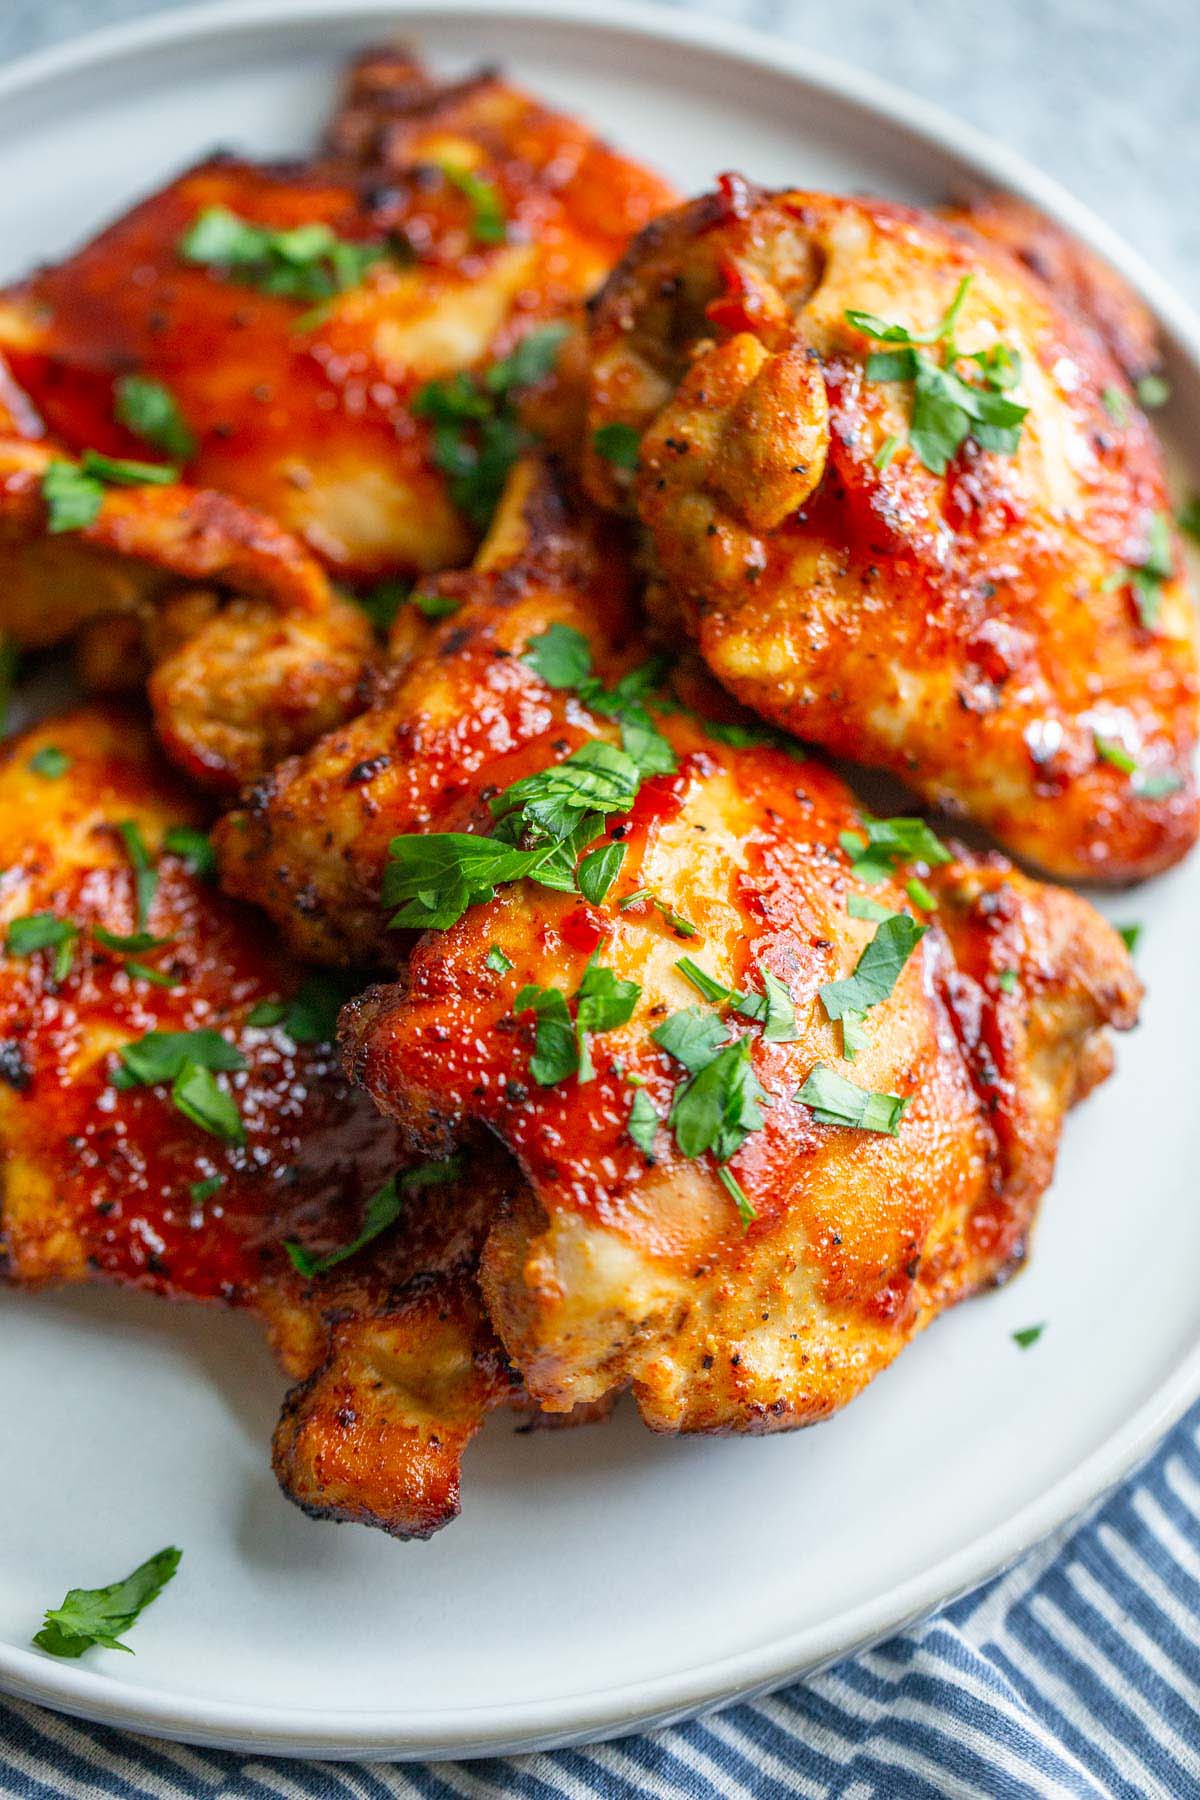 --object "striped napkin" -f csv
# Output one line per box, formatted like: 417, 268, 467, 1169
3, 1396, 1197, 1797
